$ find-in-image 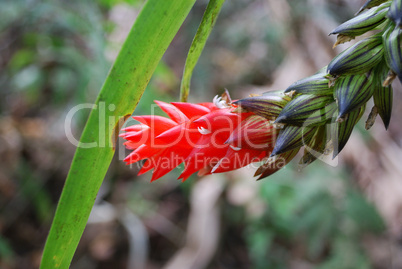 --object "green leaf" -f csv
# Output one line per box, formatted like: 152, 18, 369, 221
327, 35, 383, 76
180, 0, 226, 102
334, 73, 374, 119
383, 25, 402, 83
275, 94, 337, 126
331, 104, 365, 158
284, 73, 332, 95
40, 0, 196, 268
345, 191, 385, 233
